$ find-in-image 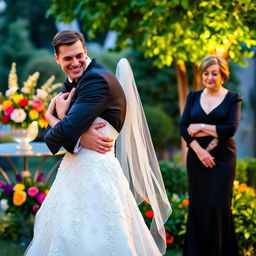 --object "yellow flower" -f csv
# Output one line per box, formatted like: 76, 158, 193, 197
13, 191, 27, 206
8, 63, 18, 88
44, 189, 50, 195
2, 100, 13, 110
39, 118, 48, 128
12, 94, 23, 104
22, 170, 31, 178
29, 110, 39, 120
14, 183, 25, 192
233, 180, 239, 189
